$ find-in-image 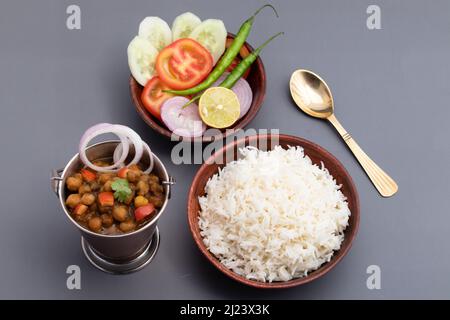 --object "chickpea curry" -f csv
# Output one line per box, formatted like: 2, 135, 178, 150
65, 162, 165, 235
